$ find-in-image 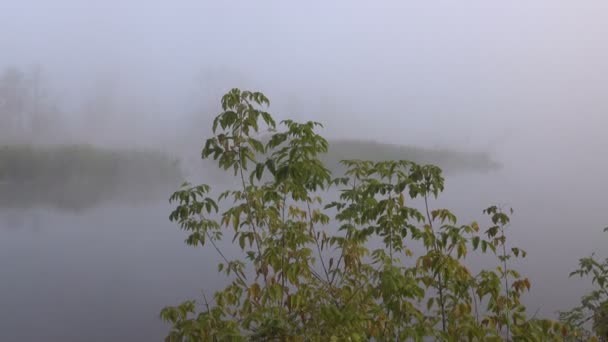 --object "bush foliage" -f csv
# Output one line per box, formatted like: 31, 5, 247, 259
162, 89, 606, 341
